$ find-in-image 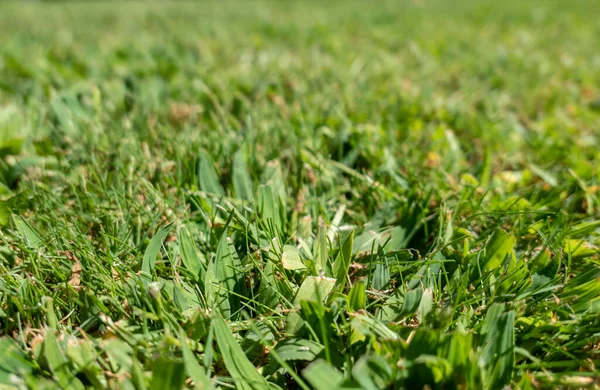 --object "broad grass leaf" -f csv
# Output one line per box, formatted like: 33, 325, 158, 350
443, 129, 465, 174
413, 355, 453, 383
260, 160, 287, 206
43, 296, 59, 330
131, 358, 147, 390
378, 287, 424, 322
314, 224, 329, 275
529, 249, 559, 279
406, 329, 440, 360
0, 138, 23, 158
407, 253, 444, 290
480, 303, 515, 389
240, 322, 276, 360
353, 230, 381, 254
51, 97, 76, 133
282, 245, 306, 271
297, 238, 314, 269
303, 359, 344, 390
101, 339, 133, 376
286, 276, 336, 335
179, 226, 205, 280
273, 339, 324, 362
65, 339, 103, 388
327, 205, 346, 243
333, 231, 354, 292
298, 300, 335, 348
377, 290, 403, 322
258, 184, 284, 234
142, 223, 173, 275
350, 313, 399, 340
213, 316, 269, 390
496, 256, 531, 295
471, 229, 515, 281
347, 279, 366, 312
156, 279, 186, 312
205, 233, 243, 318
372, 262, 390, 291
232, 149, 253, 201
42, 331, 84, 389
179, 333, 212, 389
352, 354, 392, 390
12, 215, 42, 249
397, 287, 423, 319
481, 229, 516, 272
197, 151, 224, 196
417, 288, 433, 324
0, 338, 34, 384
443, 331, 474, 372
353, 226, 406, 255
402, 330, 450, 386
568, 220, 600, 237
559, 266, 600, 313
564, 239, 597, 260
257, 260, 280, 309
529, 163, 558, 187
0, 201, 10, 227
150, 357, 186, 390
